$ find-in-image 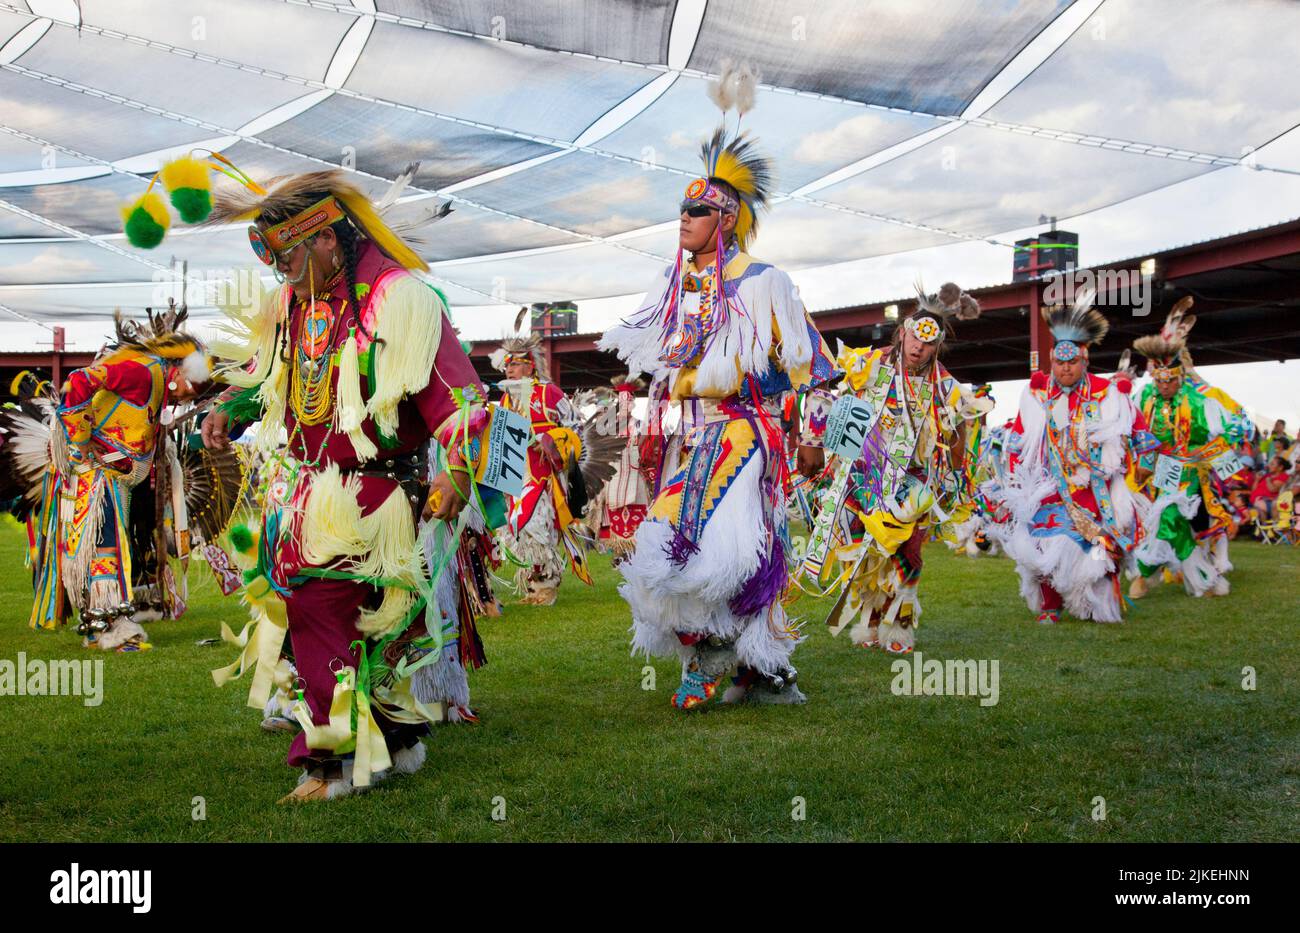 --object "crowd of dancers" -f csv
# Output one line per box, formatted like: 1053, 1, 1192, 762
0, 73, 1284, 802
